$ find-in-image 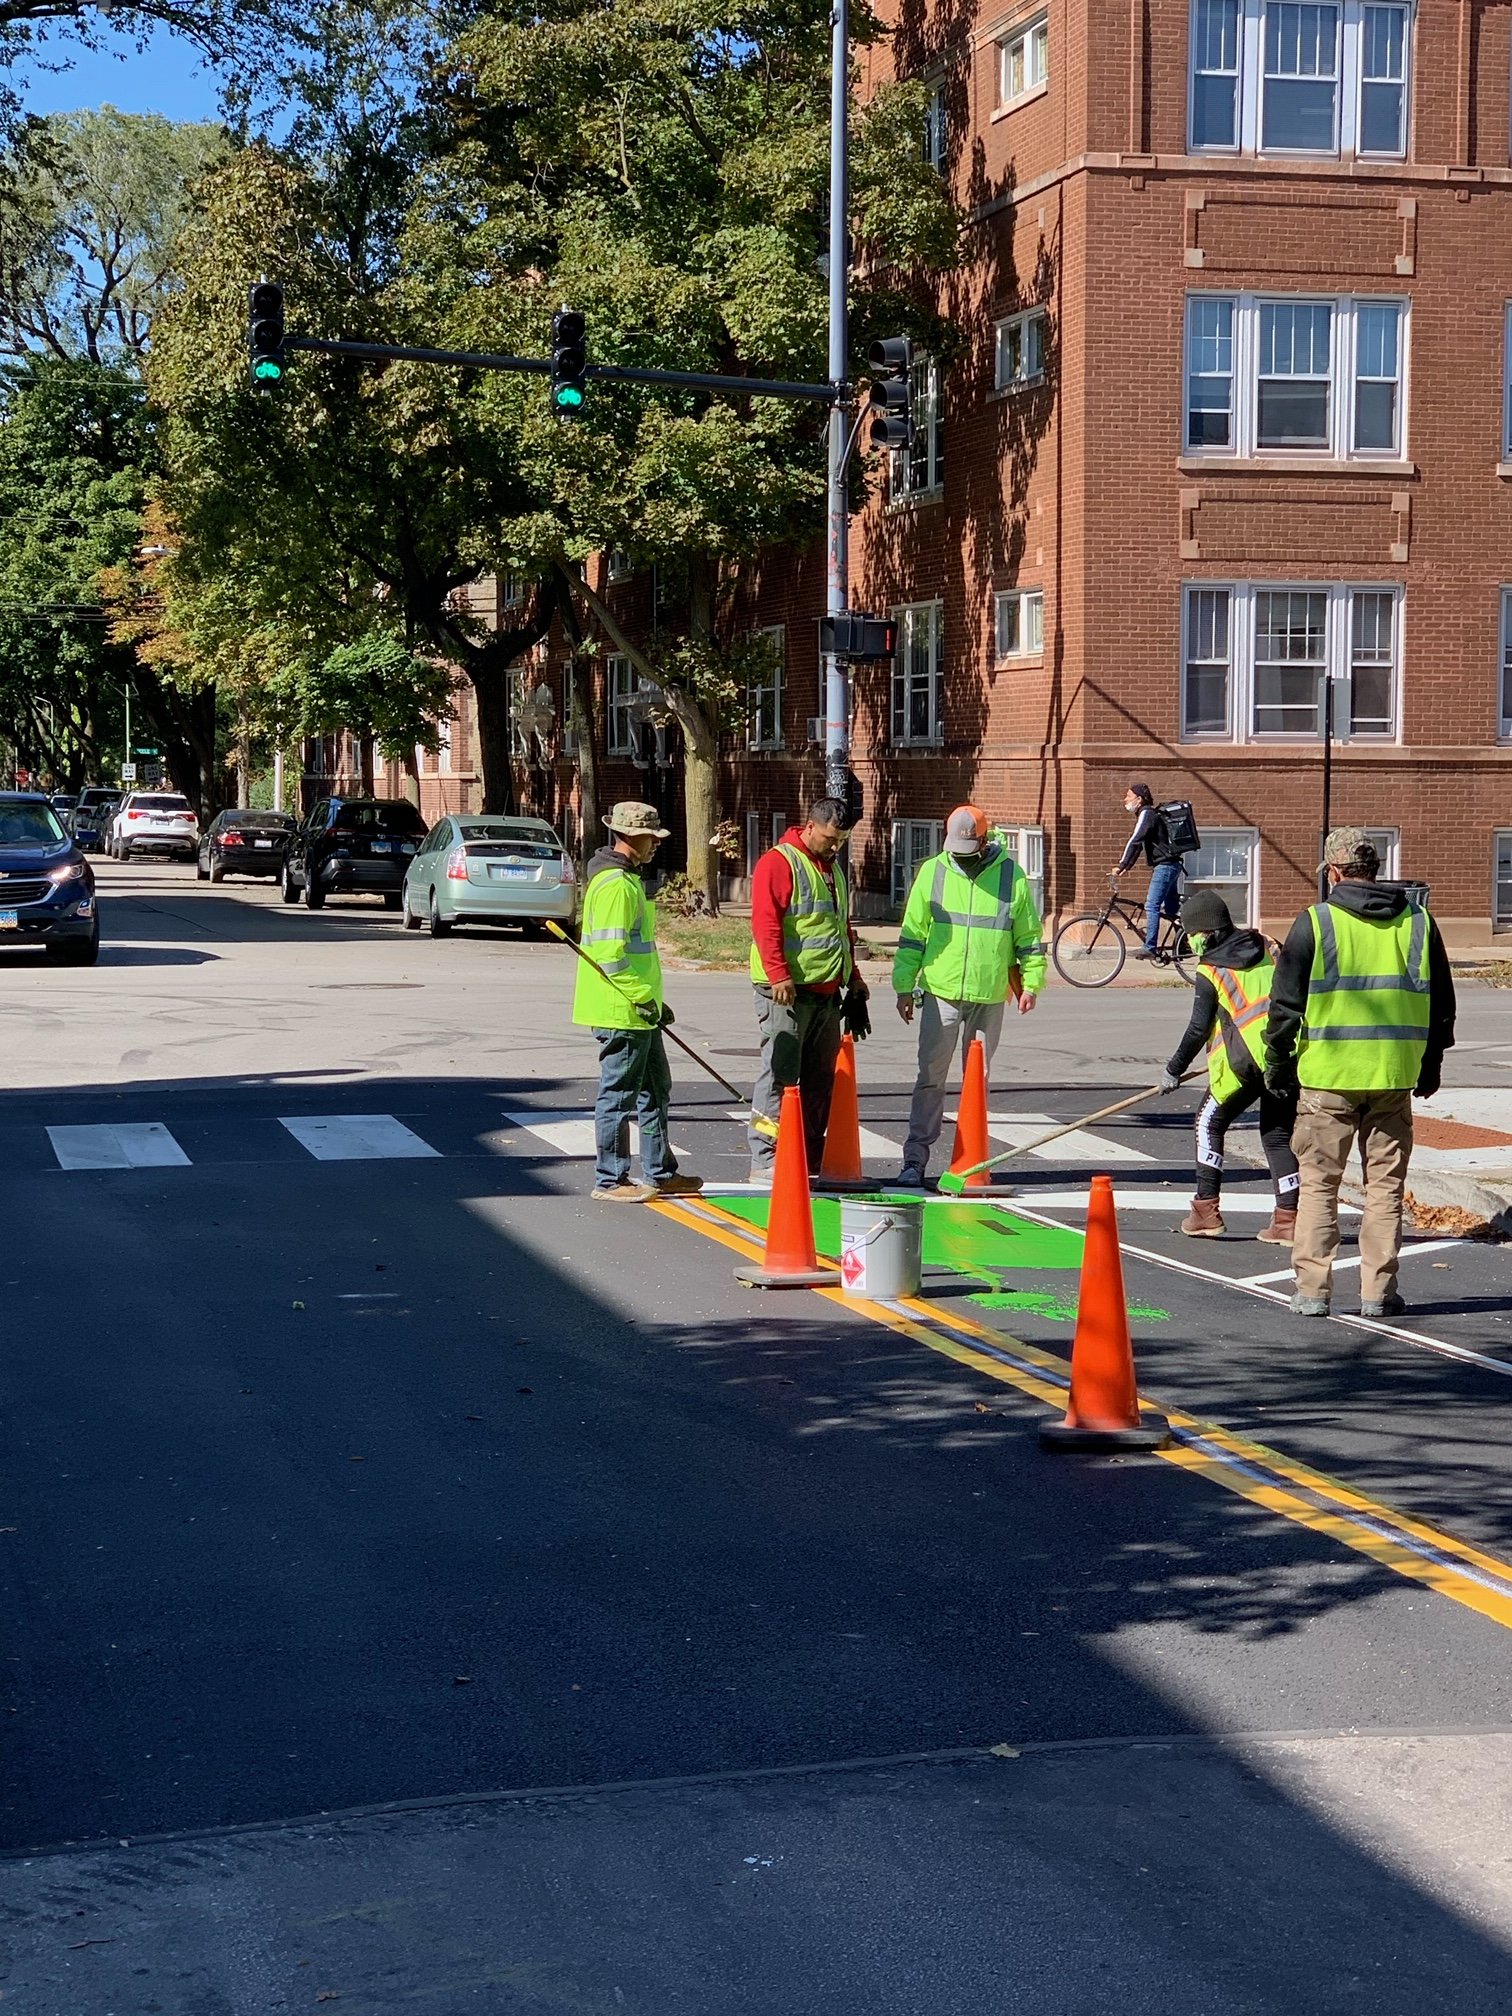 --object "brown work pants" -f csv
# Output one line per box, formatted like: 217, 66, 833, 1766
1292, 1087, 1414, 1305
